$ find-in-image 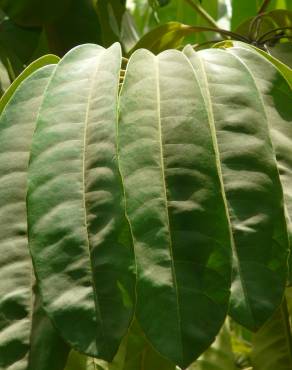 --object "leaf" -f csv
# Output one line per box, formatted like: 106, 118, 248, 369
235, 9, 292, 41
189, 322, 236, 370
129, 22, 194, 54
0, 0, 71, 27
0, 54, 60, 115
129, 21, 233, 55
44, 0, 103, 56
0, 18, 42, 78
184, 46, 289, 330
65, 350, 88, 370
230, 0, 260, 30
93, 0, 126, 46
109, 320, 175, 370
224, 45, 292, 284
251, 296, 292, 370
27, 43, 136, 360
120, 11, 140, 53
266, 42, 292, 68
119, 48, 232, 367
0, 64, 69, 369
213, 41, 292, 89
147, 0, 219, 45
